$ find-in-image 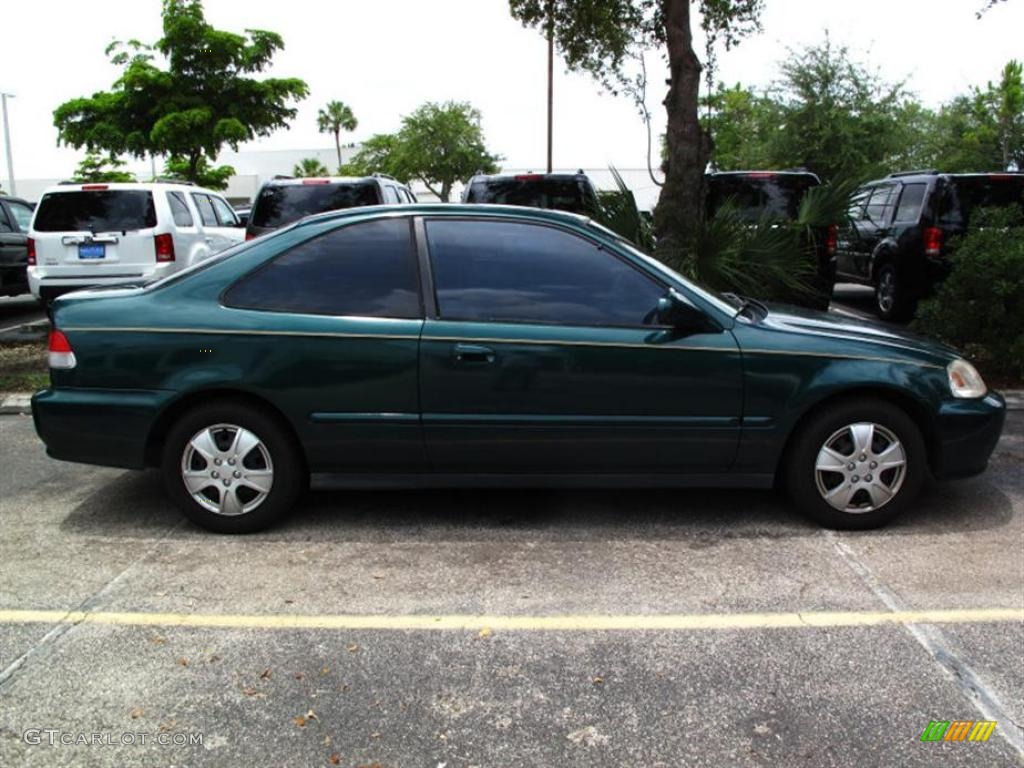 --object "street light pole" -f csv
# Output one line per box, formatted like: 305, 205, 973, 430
0, 92, 15, 196
546, 2, 554, 174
